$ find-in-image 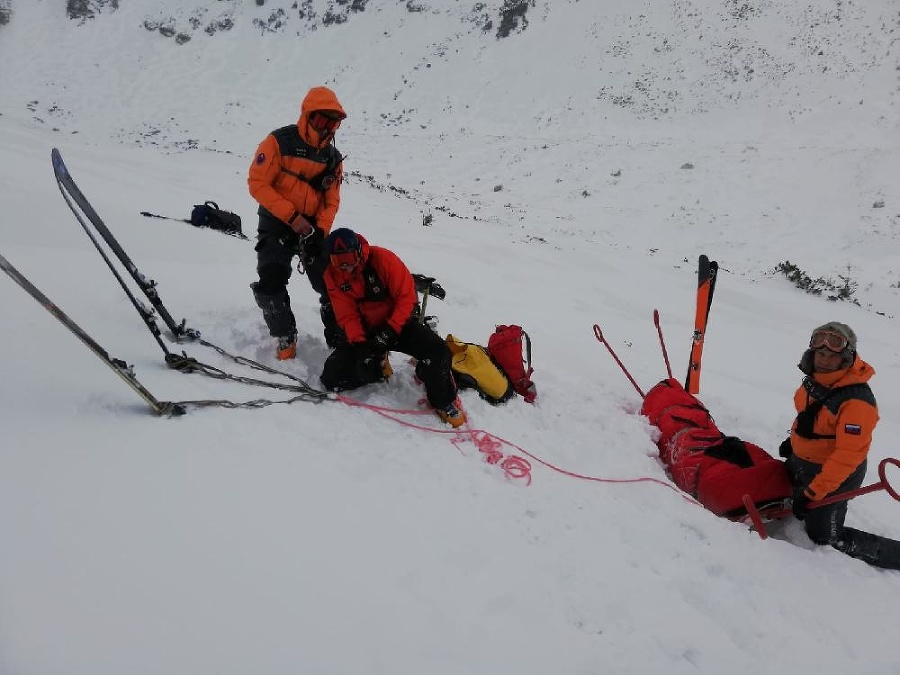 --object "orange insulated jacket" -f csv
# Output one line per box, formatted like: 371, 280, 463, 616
247, 86, 346, 234
790, 356, 878, 499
